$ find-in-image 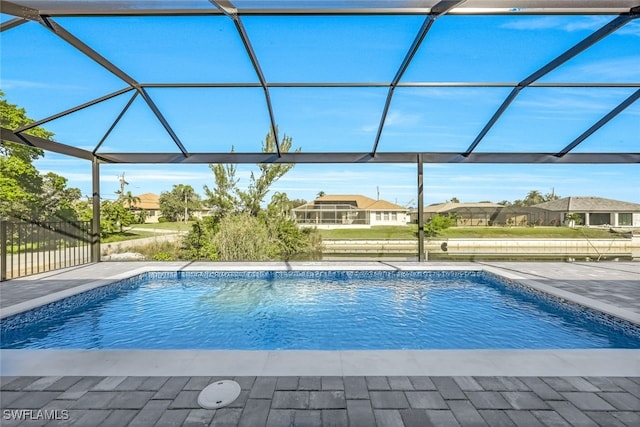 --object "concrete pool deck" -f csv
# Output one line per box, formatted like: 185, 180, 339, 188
1, 261, 639, 425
